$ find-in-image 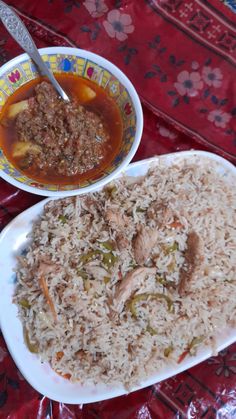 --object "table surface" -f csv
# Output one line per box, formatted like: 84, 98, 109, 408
0, 1, 235, 418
